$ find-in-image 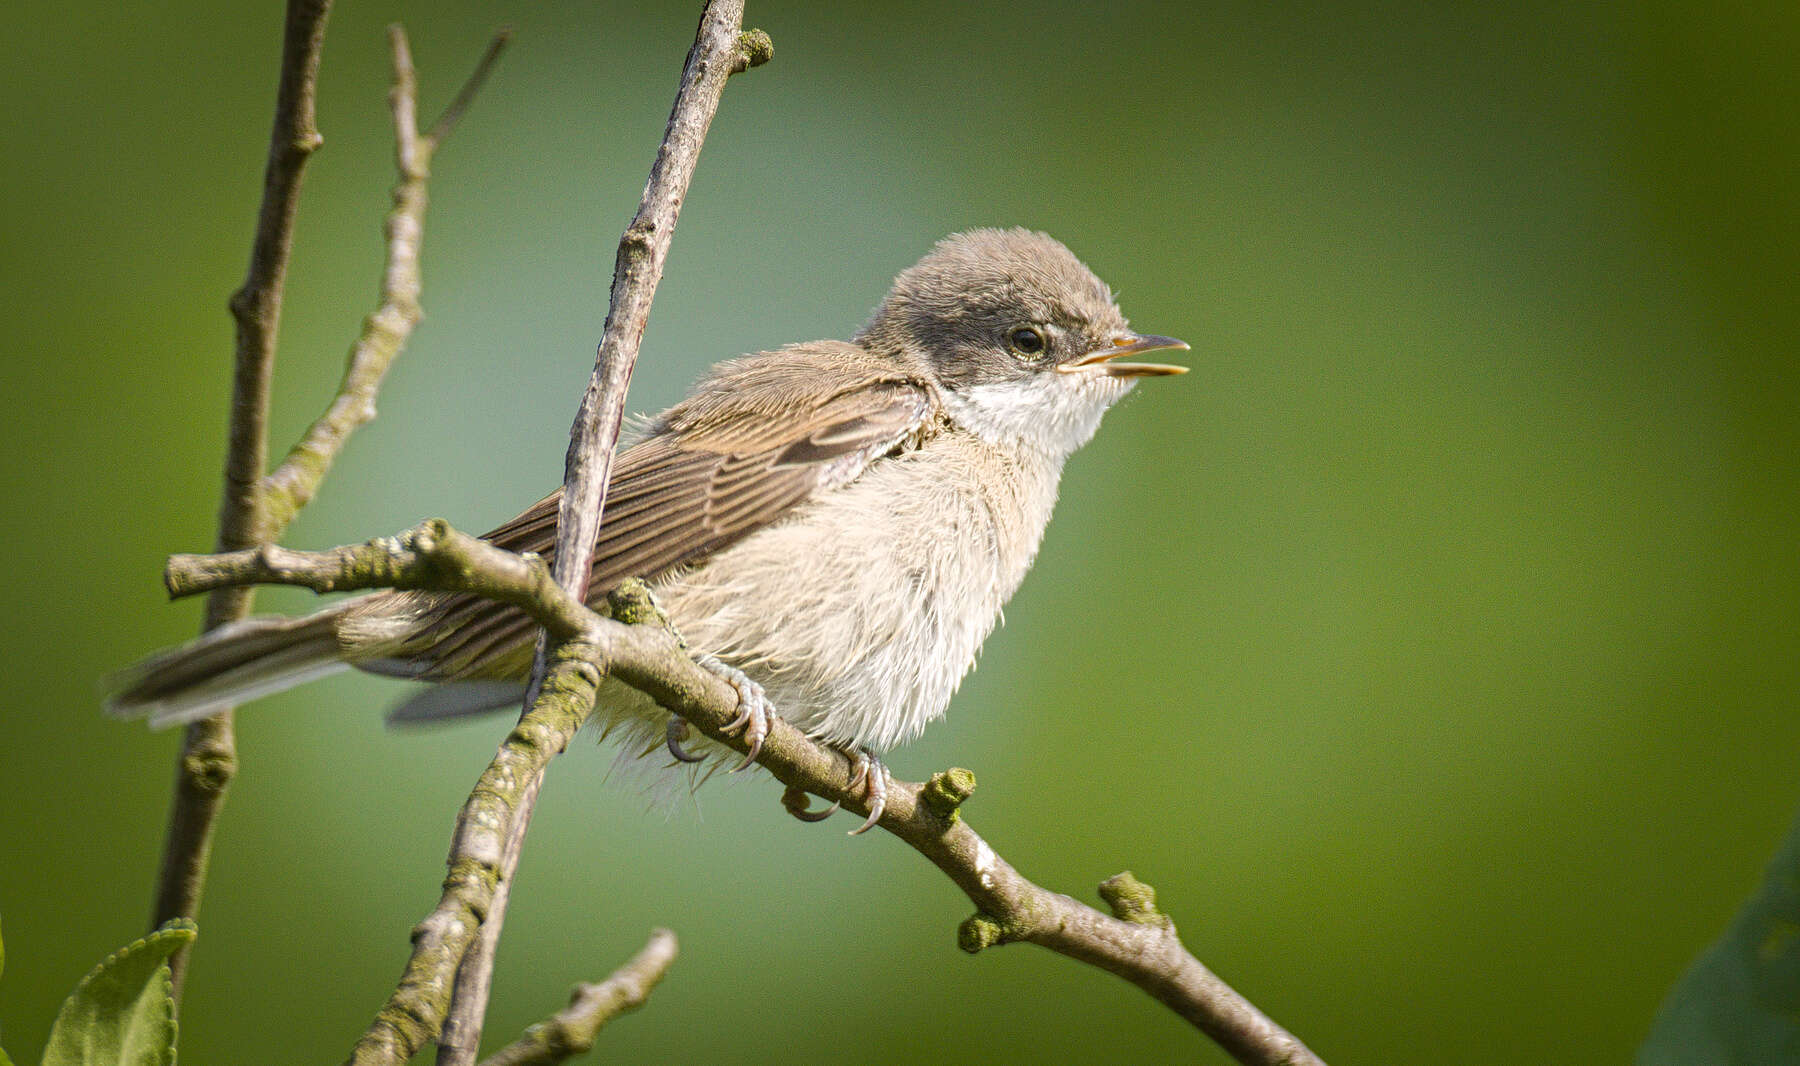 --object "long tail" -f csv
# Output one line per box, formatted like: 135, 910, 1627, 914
105, 607, 352, 728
